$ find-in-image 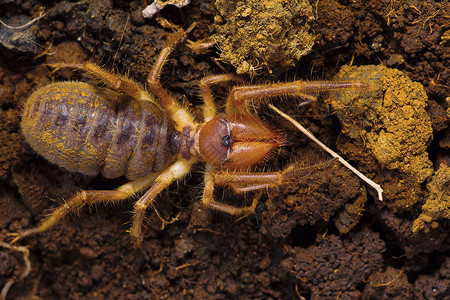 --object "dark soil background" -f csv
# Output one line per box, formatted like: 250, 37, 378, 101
0, 0, 449, 299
